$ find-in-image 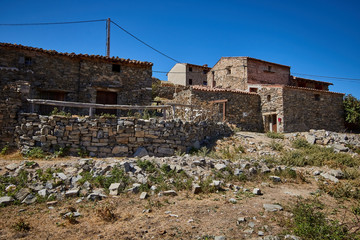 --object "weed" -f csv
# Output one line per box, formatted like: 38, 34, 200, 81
53, 146, 70, 158
23, 147, 46, 159
96, 205, 116, 222
99, 113, 117, 118
345, 144, 360, 154
77, 148, 89, 158
292, 138, 311, 149
64, 213, 79, 224
291, 198, 352, 240
269, 140, 284, 151
12, 219, 31, 232
25, 161, 36, 167
174, 149, 186, 157
319, 182, 360, 199
197, 146, 210, 157
50, 107, 71, 117
0, 144, 9, 155
266, 131, 284, 139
